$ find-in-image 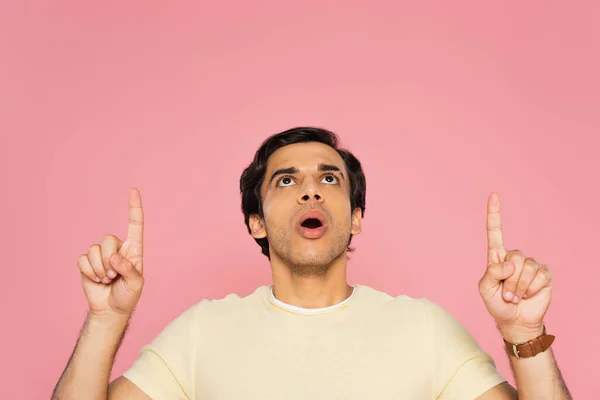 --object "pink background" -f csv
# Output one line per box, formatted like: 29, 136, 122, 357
2, 1, 599, 398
